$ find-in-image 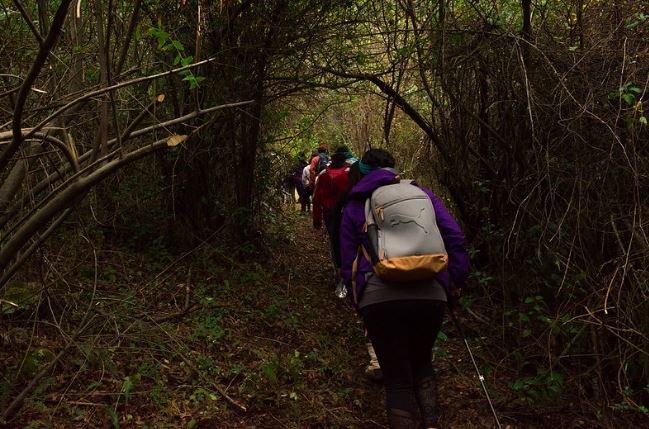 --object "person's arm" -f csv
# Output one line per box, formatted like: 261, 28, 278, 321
330, 192, 349, 268
312, 174, 326, 228
339, 205, 357, 290
309, 156, 319, 186
422, 188, 470, 290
